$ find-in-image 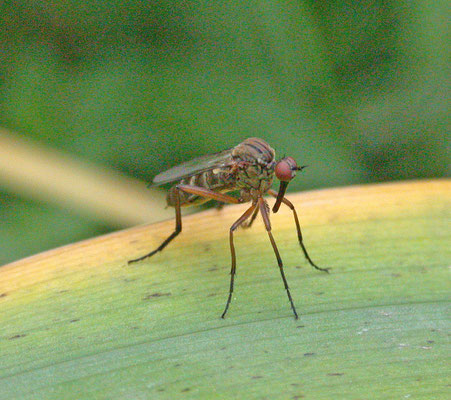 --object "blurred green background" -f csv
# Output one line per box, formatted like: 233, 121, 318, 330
0, 0, 449, 265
